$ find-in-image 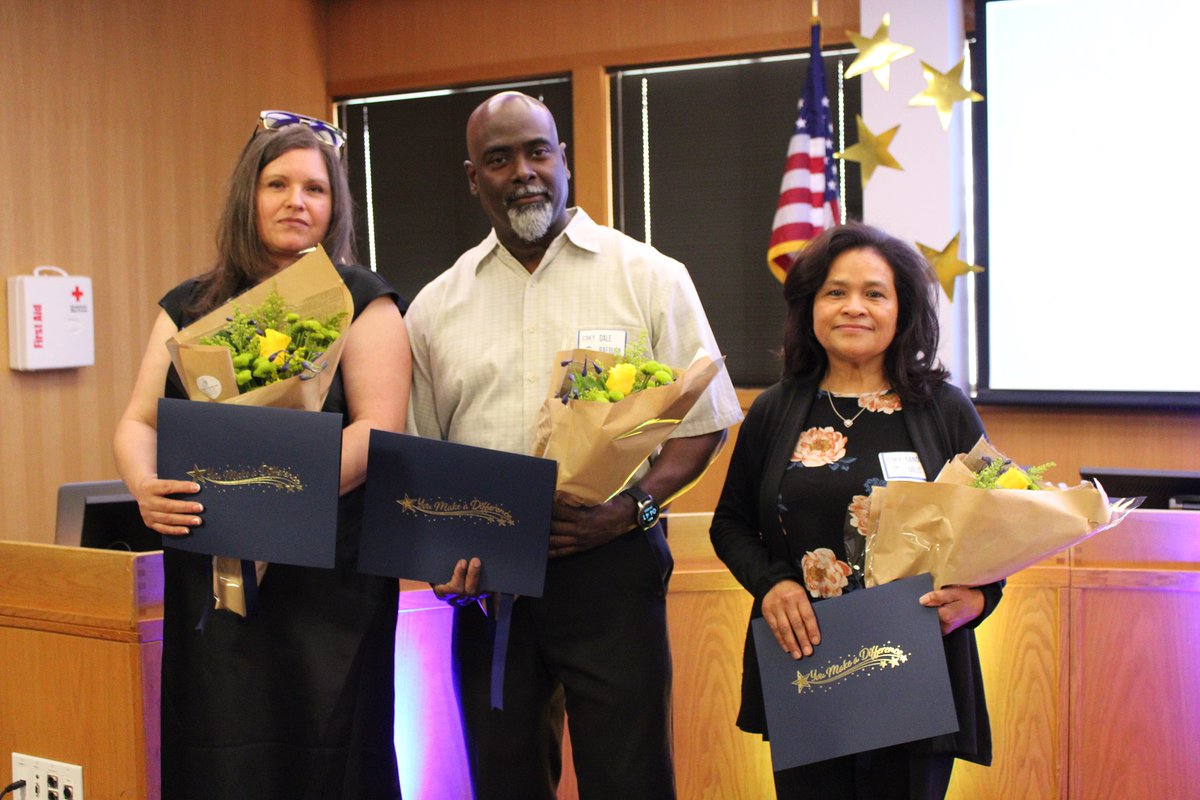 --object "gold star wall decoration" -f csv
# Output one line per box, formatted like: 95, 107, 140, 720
835, 116, 903, 188
845, 13, 915, 91
917, 234, 983, 301
908, 58, 983, 130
